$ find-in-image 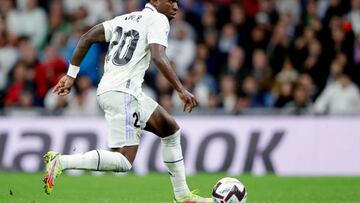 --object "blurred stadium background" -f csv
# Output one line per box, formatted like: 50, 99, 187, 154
1, 0, 360, 202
